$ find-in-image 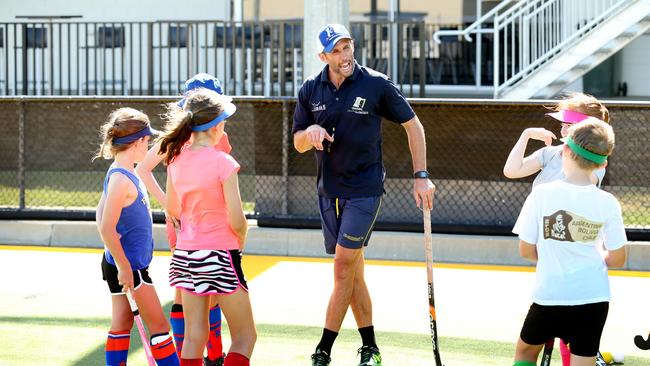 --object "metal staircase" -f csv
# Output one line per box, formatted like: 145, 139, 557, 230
435, 0, 650, 99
